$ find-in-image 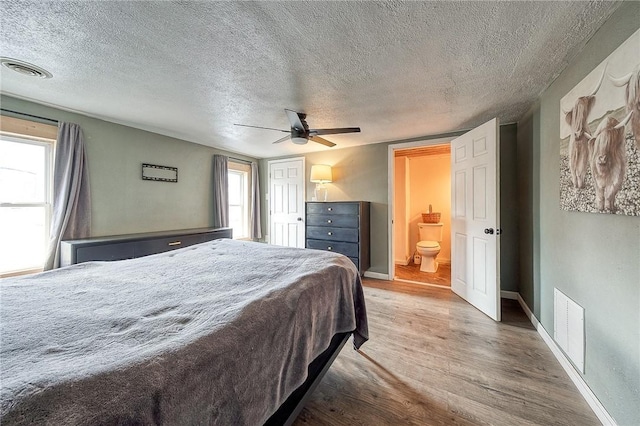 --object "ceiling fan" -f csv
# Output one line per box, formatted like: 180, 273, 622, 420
234, 109, 361, 147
